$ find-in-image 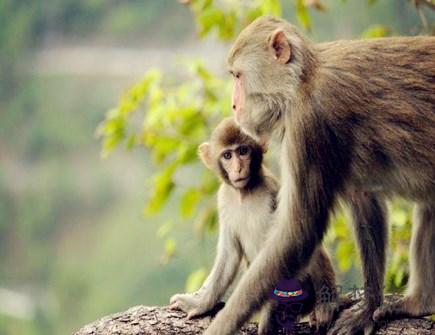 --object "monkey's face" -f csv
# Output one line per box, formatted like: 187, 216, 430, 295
229, 57, 283, 142
219, 145, 253, 189
199, 117, 264, 190
228, 16, 306, 142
